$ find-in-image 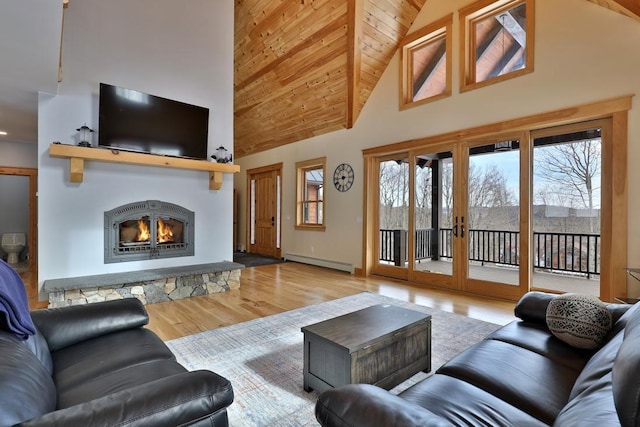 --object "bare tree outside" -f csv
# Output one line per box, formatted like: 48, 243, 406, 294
415, 163, 433, 229
376, 133, 601, 289
534, 139, 601, 233
467, 161, 518, 230
381, 157, 516, 230
440, 160, 454, 228
379, 160, 409, 229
